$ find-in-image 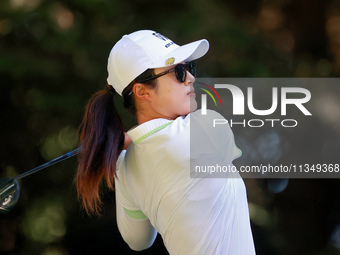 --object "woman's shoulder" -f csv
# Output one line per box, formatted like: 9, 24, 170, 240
189, 109, 225, 120
188, 109, 229, 130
